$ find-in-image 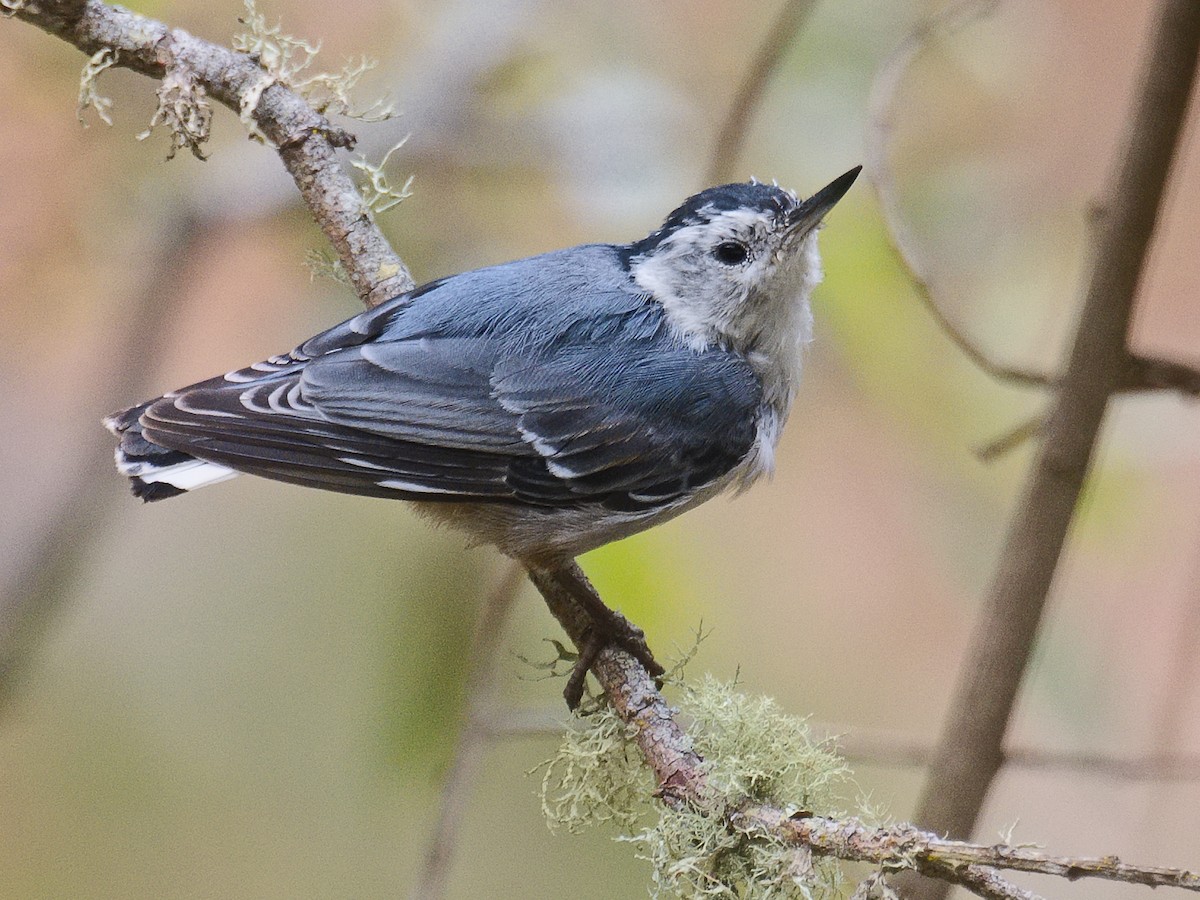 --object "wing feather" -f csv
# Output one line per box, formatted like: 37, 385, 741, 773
138, 272, 763, 508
